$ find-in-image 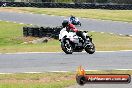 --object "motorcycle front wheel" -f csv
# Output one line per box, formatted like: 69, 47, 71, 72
85, 42, 95, 54
61, 40, 73, 54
